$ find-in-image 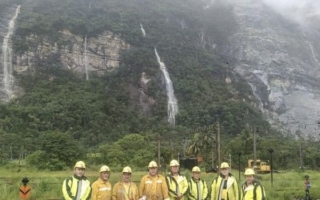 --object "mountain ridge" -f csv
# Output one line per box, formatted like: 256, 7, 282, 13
2, 0, 319, 161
